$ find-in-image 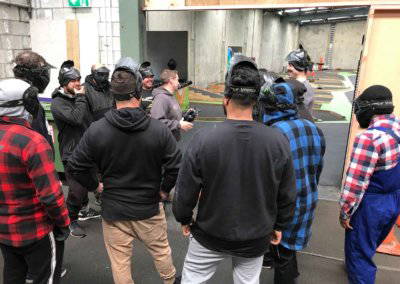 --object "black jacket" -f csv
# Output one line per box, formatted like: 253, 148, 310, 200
50, 88, 92, 163
83, 75, 114, 122
173, 120, 296, 257
67, 107, 182, 221
31, 104, 54, 153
